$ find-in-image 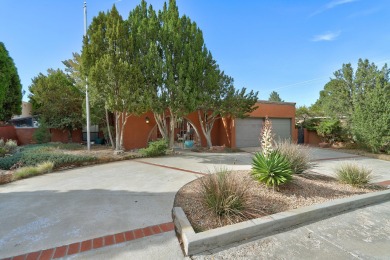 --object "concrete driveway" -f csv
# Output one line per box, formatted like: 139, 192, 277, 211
0, 147, 389, 259
0, 160, 197, 259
